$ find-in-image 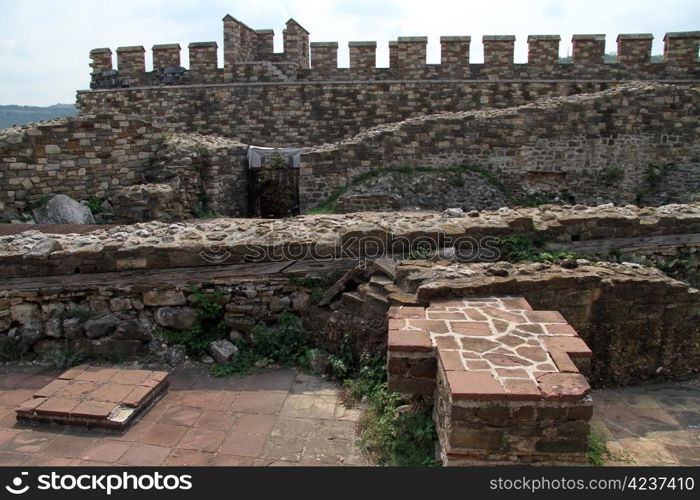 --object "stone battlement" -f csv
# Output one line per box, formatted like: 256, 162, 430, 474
87, 15, 700, 89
